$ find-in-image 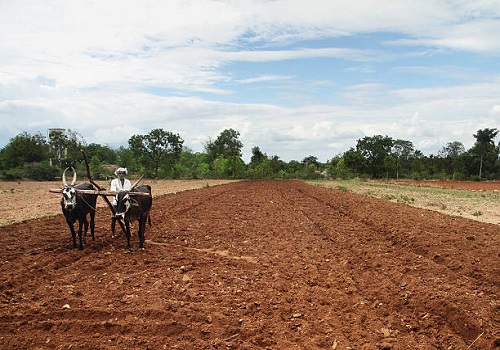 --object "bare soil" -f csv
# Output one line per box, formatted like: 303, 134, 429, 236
0, 180, 499, 349
0, 179, 237, 227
